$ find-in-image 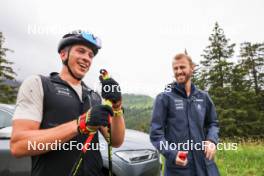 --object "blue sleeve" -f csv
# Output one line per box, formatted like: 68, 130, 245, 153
149, 93, 178, 165
205, 93, 219, 144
